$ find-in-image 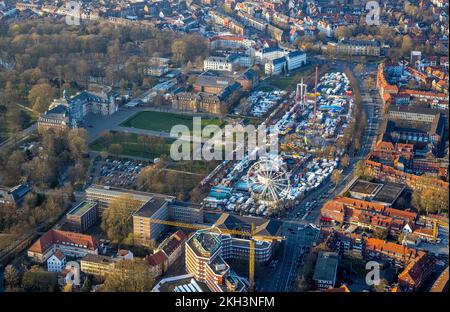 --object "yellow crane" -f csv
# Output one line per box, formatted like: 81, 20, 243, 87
433, 220, 438, 244
148, 218, 284, 291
